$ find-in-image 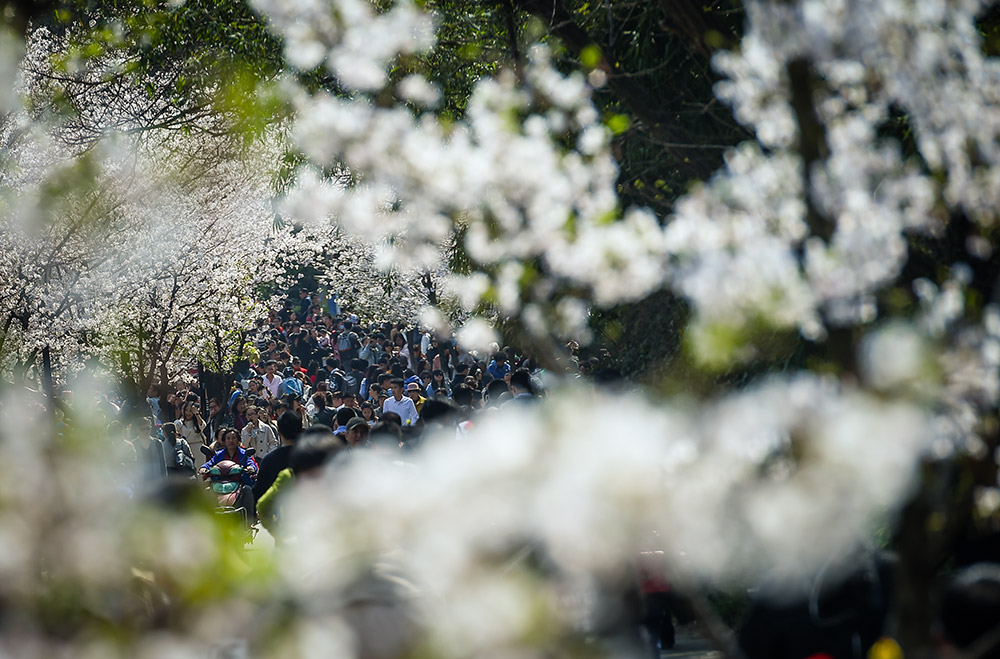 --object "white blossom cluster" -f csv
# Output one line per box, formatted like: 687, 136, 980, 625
250, 0, 435, 87
89, 144, 288, 376
669, 0, 1000, 339
274, 219, 434, 324
259, 0, 668, 339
